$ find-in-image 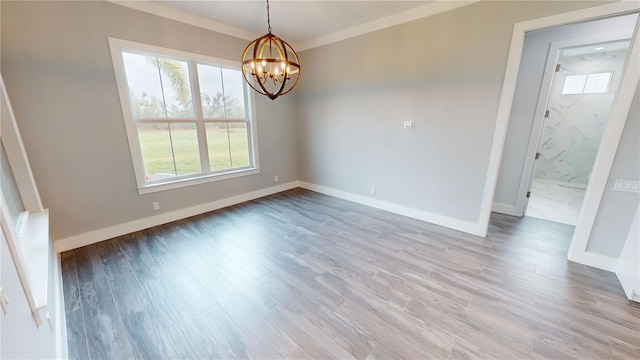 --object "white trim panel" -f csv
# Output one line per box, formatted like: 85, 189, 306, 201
138, 169, 260, 195
568, 250, 619, 272
56, 180, 487, 253
492, 202, 520, 216
568, 19, 640, 264
54, 253, 68, 360
299, 182, 485, 237
54, 181, 299, 253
